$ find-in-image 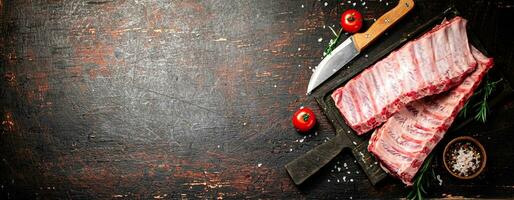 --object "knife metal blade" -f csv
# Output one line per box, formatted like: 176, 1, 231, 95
306, 0, 415, 95
307, 37, 359, 95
